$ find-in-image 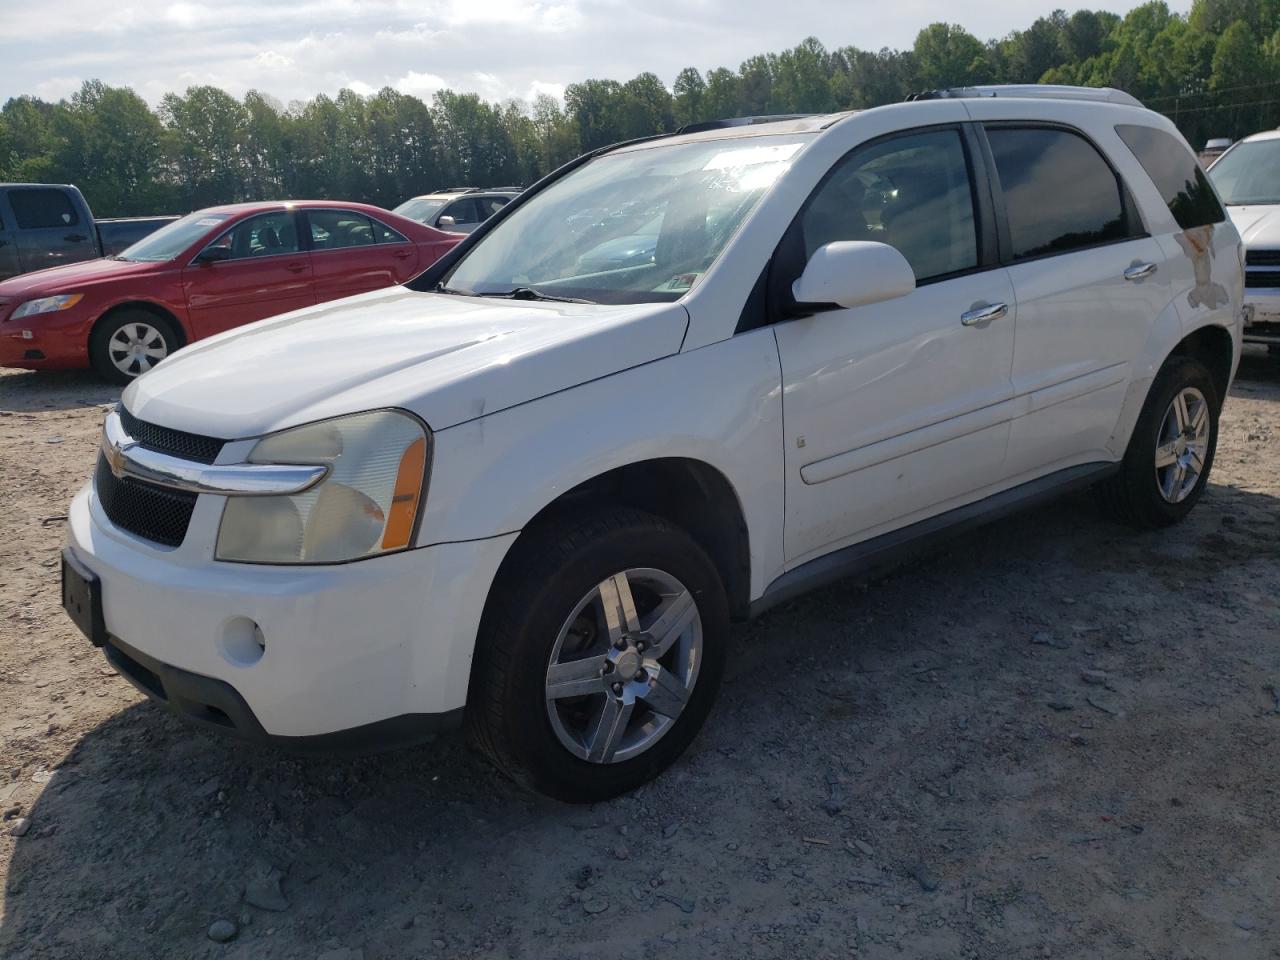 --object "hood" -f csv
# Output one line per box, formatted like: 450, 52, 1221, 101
0, 256, 160, 299
123, 286, 689, 438
1225, 205, 1280, 247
